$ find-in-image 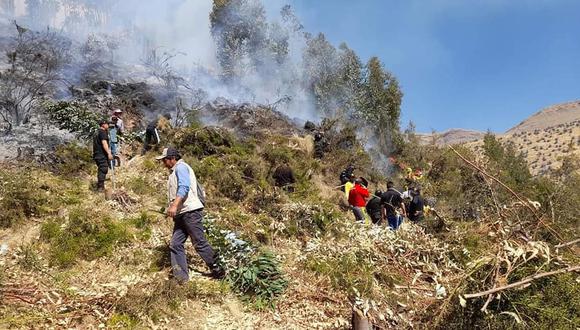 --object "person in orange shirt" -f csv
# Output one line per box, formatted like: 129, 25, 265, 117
348, 177, 370, 222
